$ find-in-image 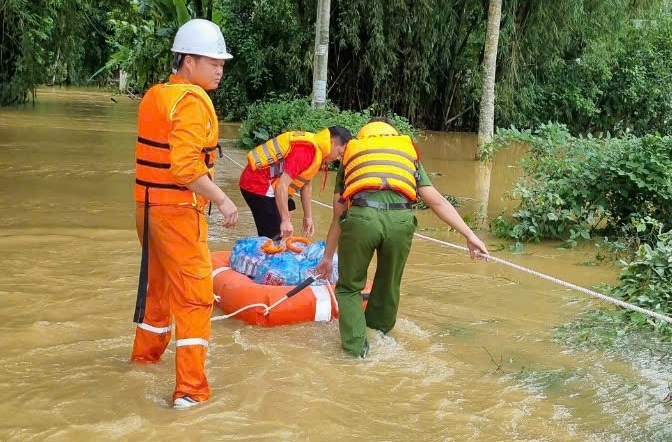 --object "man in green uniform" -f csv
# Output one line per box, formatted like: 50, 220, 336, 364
315, 120, 489, 357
